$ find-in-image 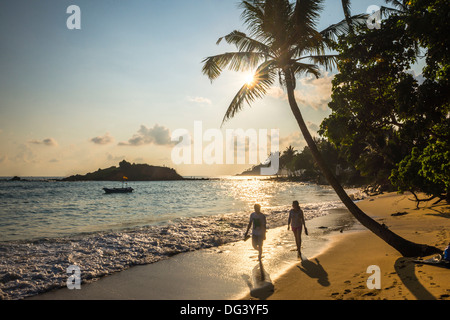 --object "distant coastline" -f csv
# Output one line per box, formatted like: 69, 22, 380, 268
236, 163, 383, 198
0, 160, 188, 182
61, 160, 183, 181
